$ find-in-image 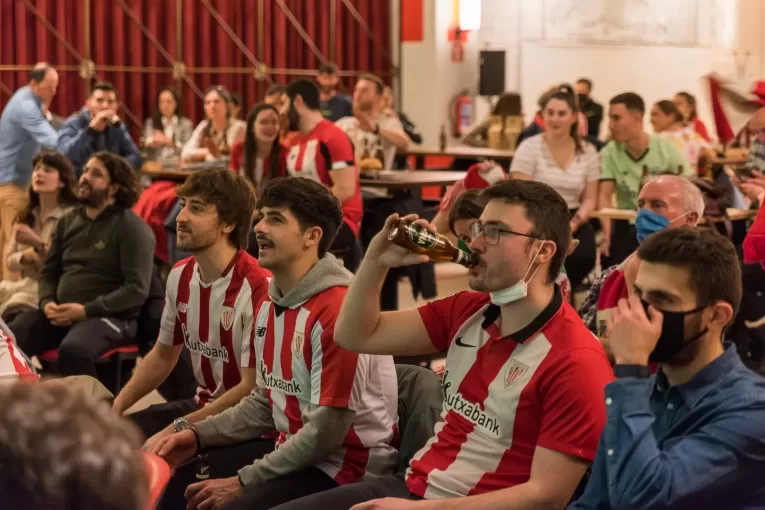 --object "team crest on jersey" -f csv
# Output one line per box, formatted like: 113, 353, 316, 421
291, 331, 304, 358
504, 359, 529, 388
220, 307, 235, 331
177, 302, 187, 314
